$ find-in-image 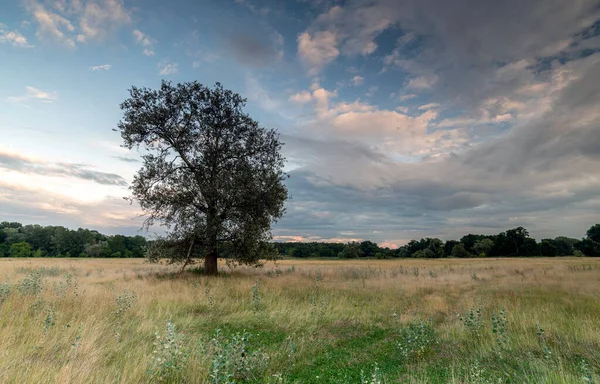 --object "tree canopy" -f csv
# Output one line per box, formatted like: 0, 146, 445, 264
117, 81, 288, 274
